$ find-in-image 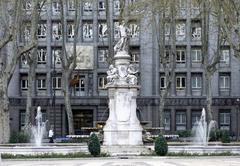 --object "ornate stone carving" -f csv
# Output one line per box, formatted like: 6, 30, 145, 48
107, 65, 118, 85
